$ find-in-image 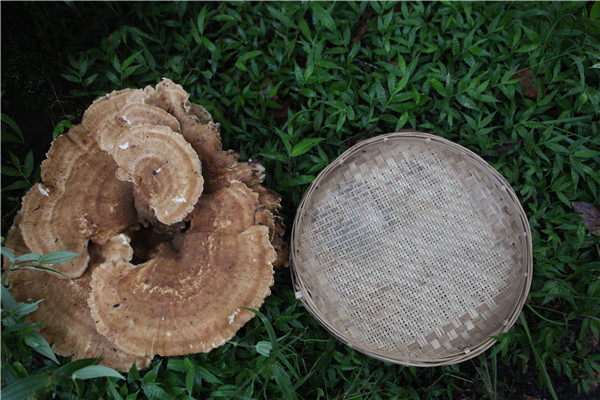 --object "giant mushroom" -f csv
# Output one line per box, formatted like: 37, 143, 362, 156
4, 79, 288, 371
